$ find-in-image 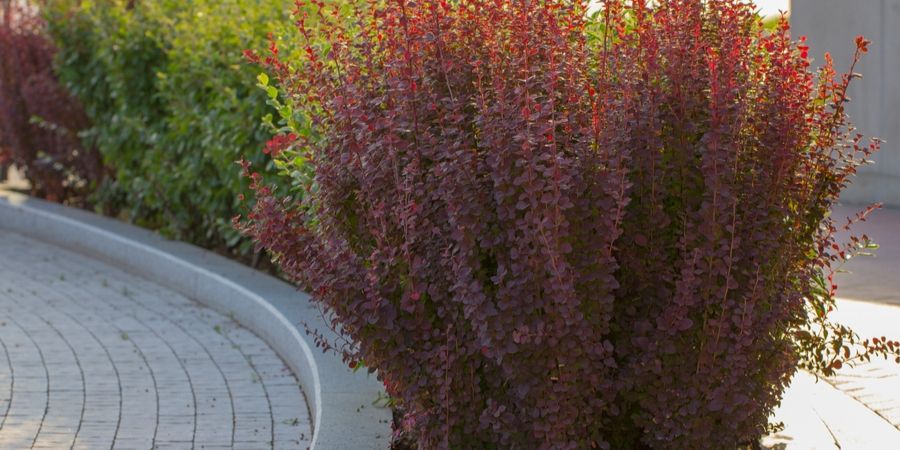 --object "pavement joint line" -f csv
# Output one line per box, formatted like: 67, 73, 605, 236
2, 315, 50, 449
0, 327, 14, 434
8, 298, 89, 448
